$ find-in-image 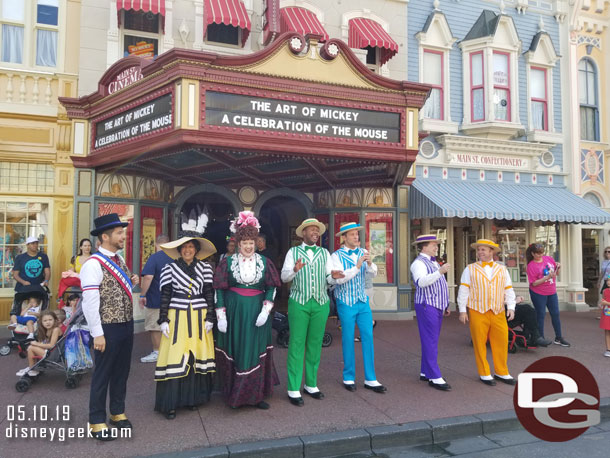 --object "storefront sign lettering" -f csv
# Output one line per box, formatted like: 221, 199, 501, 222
205, 91, 400, 142
449, 152, 529, 170
93, 93, 172, 149
108, 66, 143, 95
